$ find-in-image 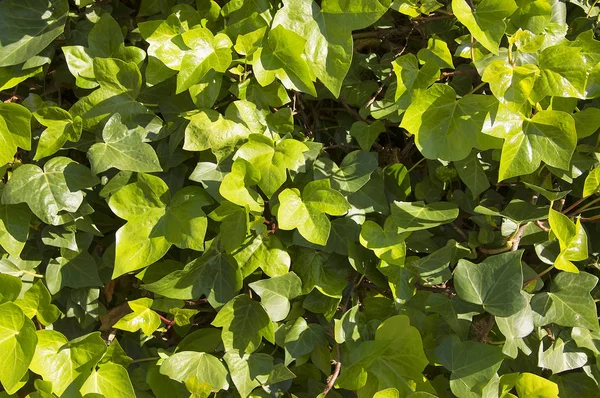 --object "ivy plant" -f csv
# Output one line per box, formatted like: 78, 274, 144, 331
2, 0, 600, 397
